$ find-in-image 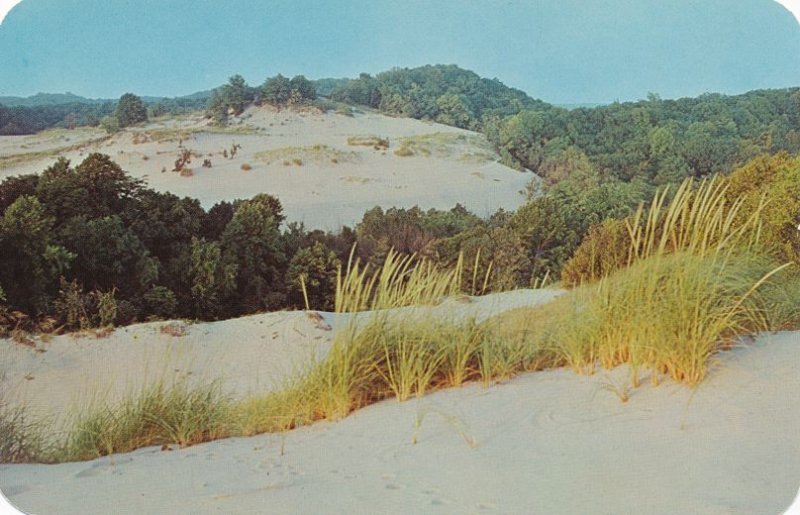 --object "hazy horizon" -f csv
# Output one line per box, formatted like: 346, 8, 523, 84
1, 0, 800, 104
